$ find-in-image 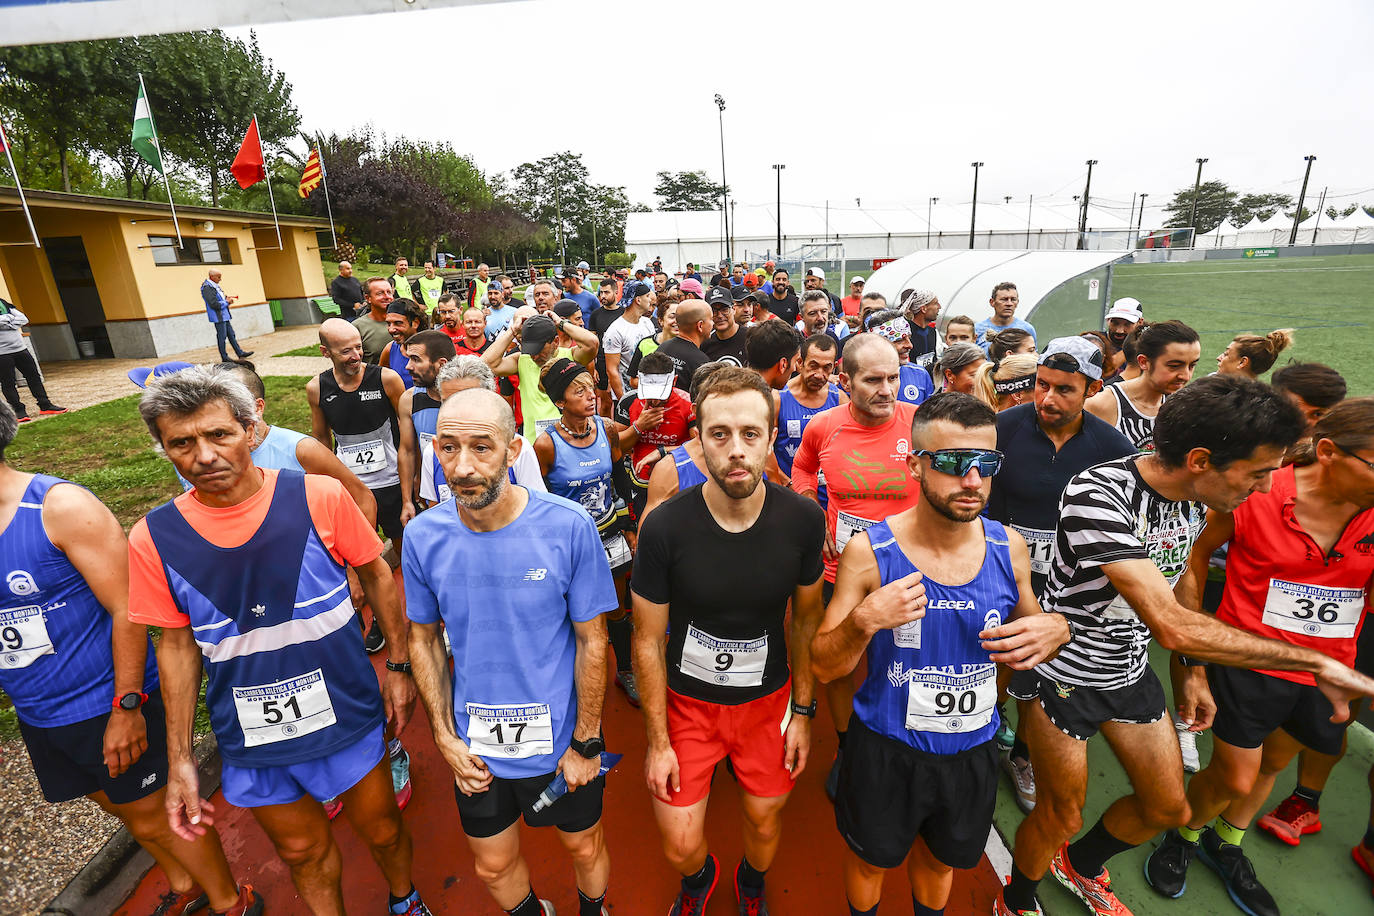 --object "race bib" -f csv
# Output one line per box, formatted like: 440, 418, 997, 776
905, 665, 996, 733
418, 431, 434, 451
1261, 579, 1366, 639
603, 532, 631, 568
680, 624, 767, 687
1012, 525, 1054, 576
339, 438, 387, 475
233, 669, 336, 747
533, 417, 558, 438
465, 702, 553, 759
0, 604, 54, 669
835, 511, 876, 553
786, 419, 802, 438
